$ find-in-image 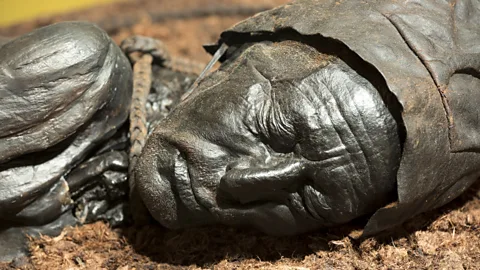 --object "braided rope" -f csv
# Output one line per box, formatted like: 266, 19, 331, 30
125, 36, 206, 193
128, 53, 153, 180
